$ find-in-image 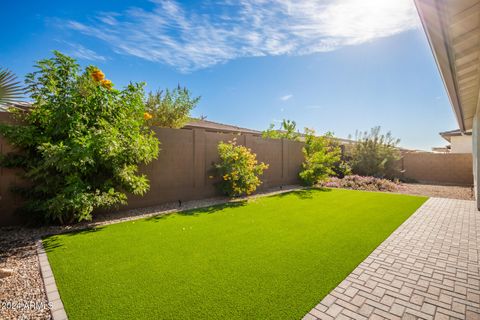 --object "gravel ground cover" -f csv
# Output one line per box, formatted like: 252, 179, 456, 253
397, 183, 474, 200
